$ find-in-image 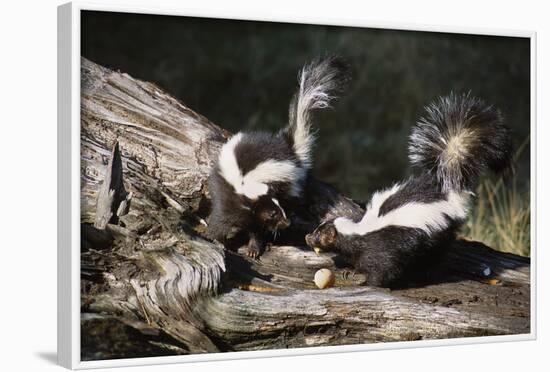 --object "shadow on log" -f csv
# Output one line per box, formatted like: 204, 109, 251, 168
79, 58, 530, 360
